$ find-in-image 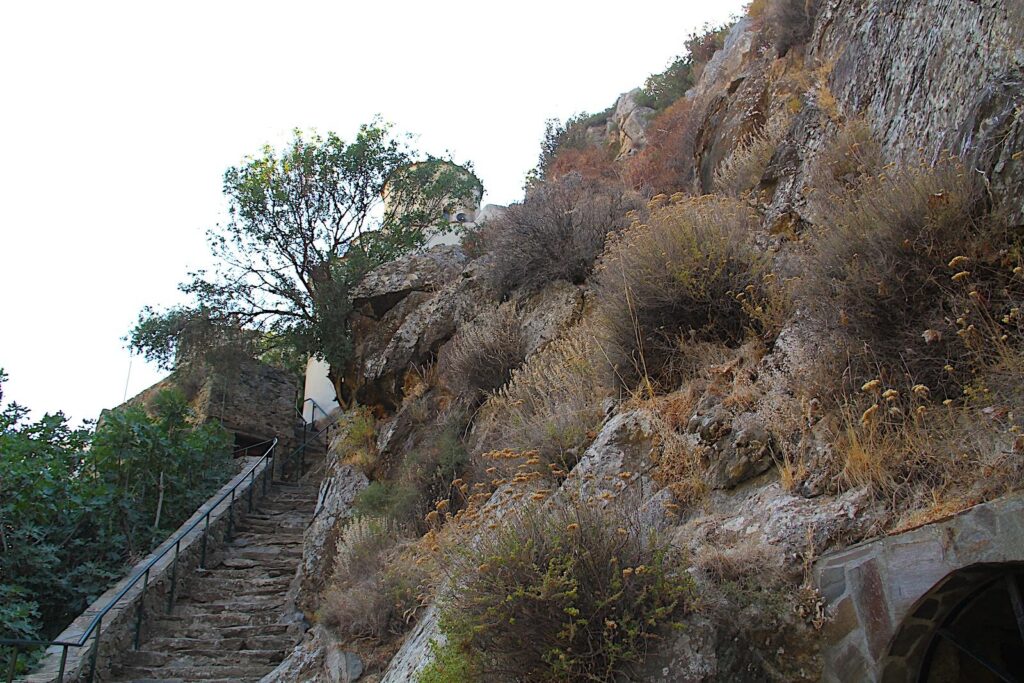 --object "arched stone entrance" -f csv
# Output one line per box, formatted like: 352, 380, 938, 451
883, 564, 1024, 681
815, 492, 1024, 681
